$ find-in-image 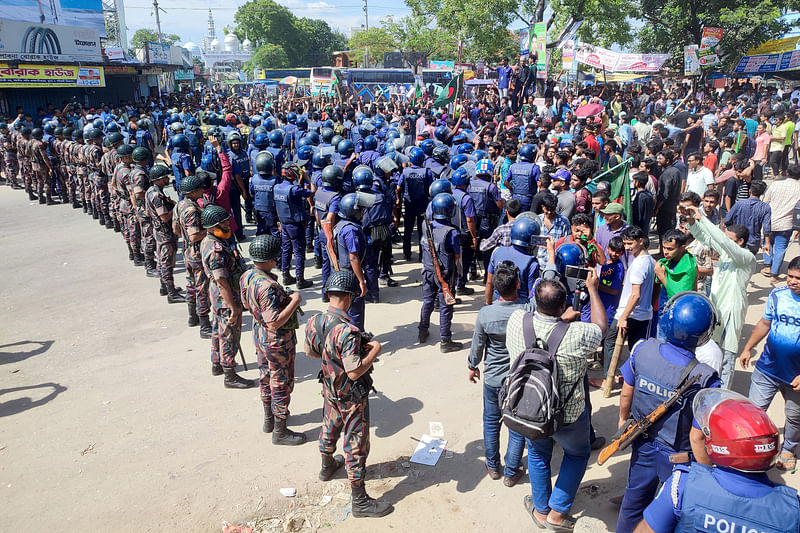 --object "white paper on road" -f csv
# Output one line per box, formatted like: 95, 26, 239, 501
410, 434, 447, 466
